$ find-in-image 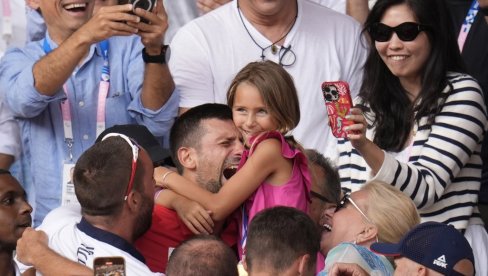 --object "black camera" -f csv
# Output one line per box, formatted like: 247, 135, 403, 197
130, 0, 156, 23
